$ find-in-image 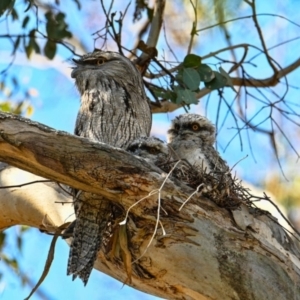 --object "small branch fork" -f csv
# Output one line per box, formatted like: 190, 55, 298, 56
245, 0, 278, 74
120, 160, 181, 263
